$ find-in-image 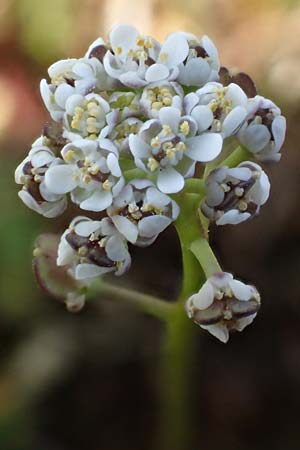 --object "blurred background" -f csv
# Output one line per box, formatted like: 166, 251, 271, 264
0, 0, 300, 449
